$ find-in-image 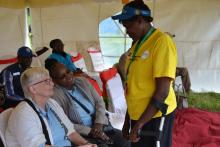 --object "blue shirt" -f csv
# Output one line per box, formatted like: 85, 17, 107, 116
48, 52, 77, 71
35, 103, 71, 147
69, 87, 95, 127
